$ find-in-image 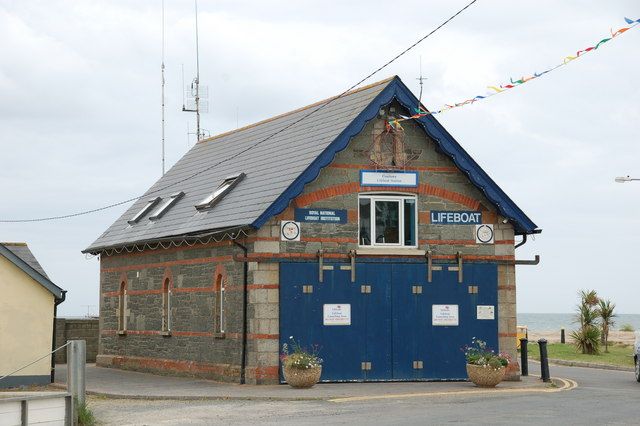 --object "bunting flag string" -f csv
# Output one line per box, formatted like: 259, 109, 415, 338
390, 17, 639, 129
